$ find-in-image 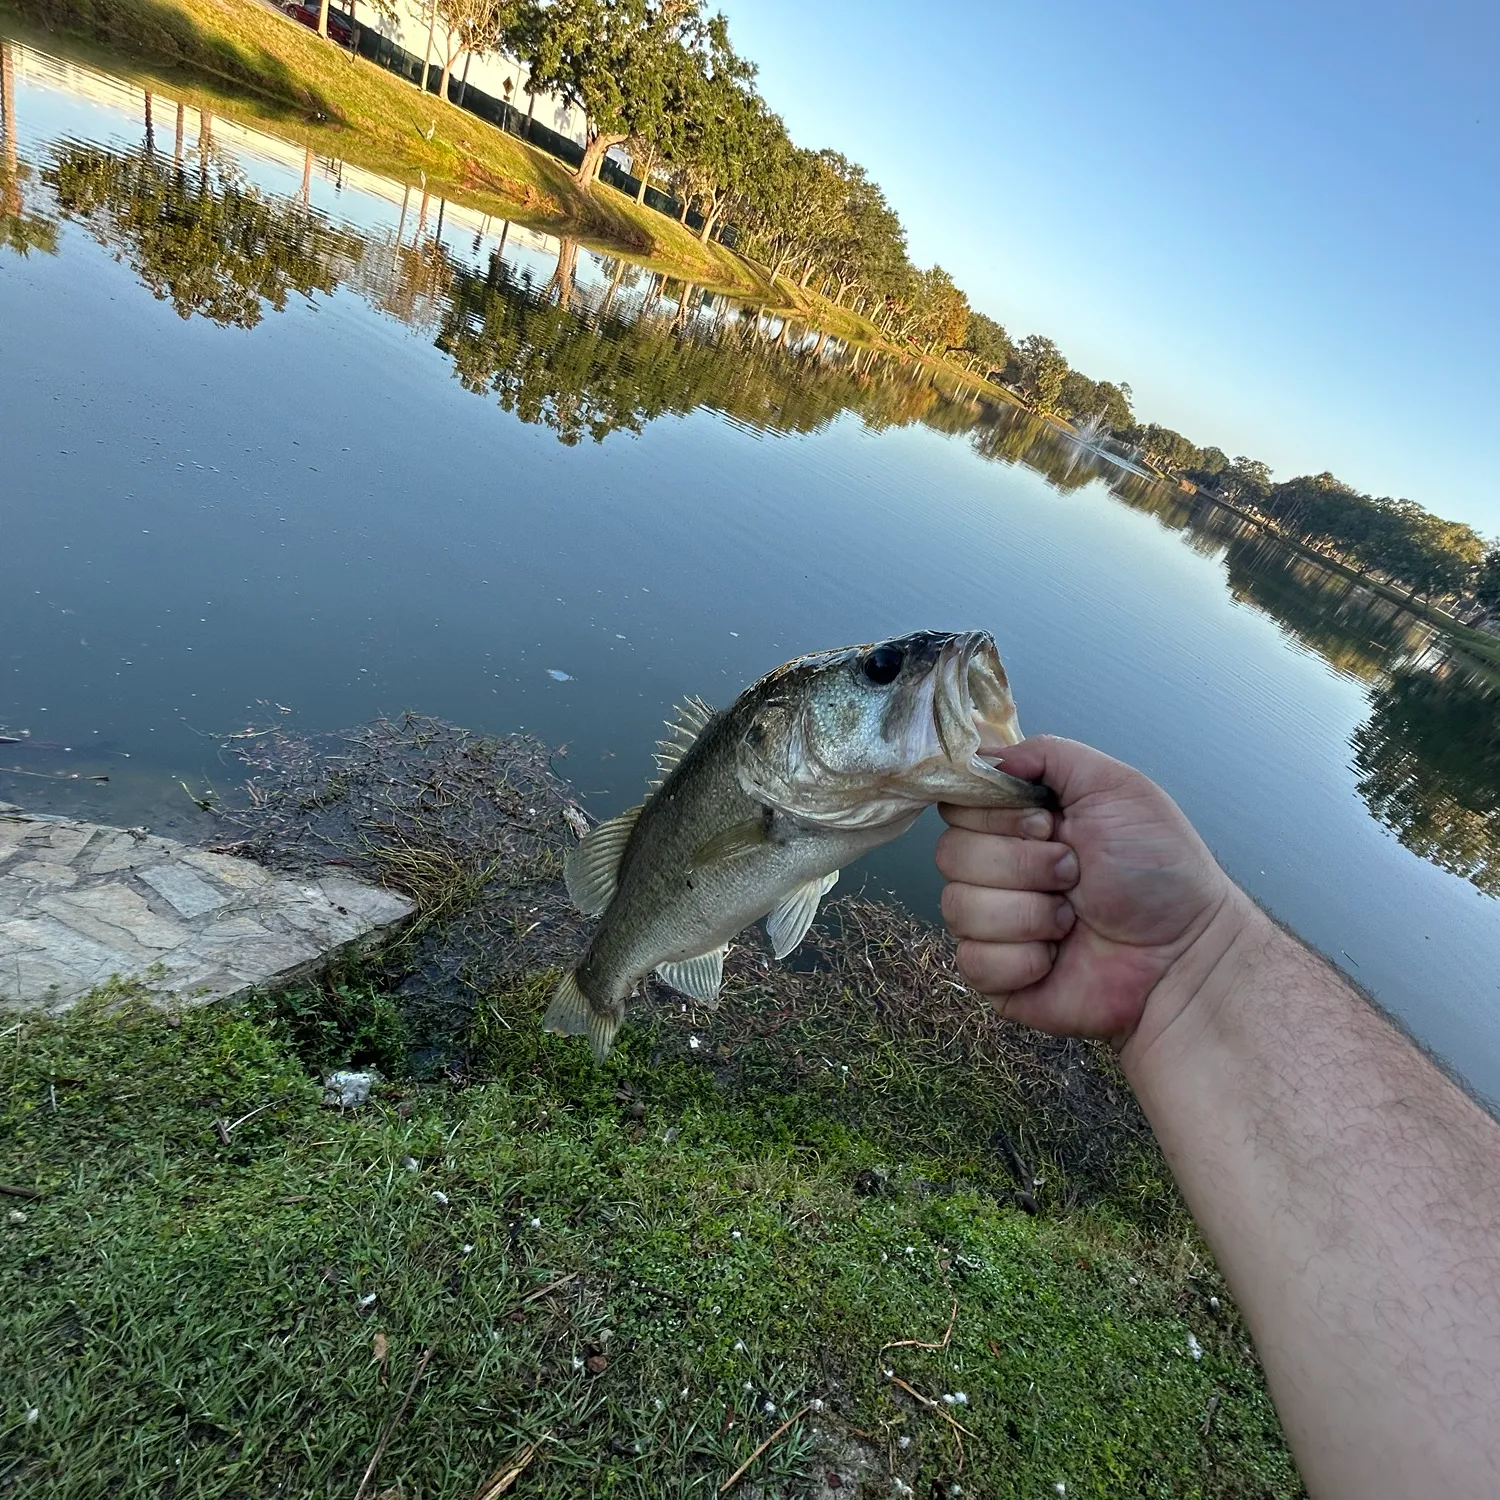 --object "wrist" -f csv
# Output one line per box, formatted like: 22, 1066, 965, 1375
1117, 884, 1275, 1088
